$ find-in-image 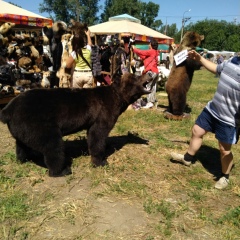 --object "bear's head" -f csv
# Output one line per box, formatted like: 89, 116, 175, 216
178, 31, 204, 53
